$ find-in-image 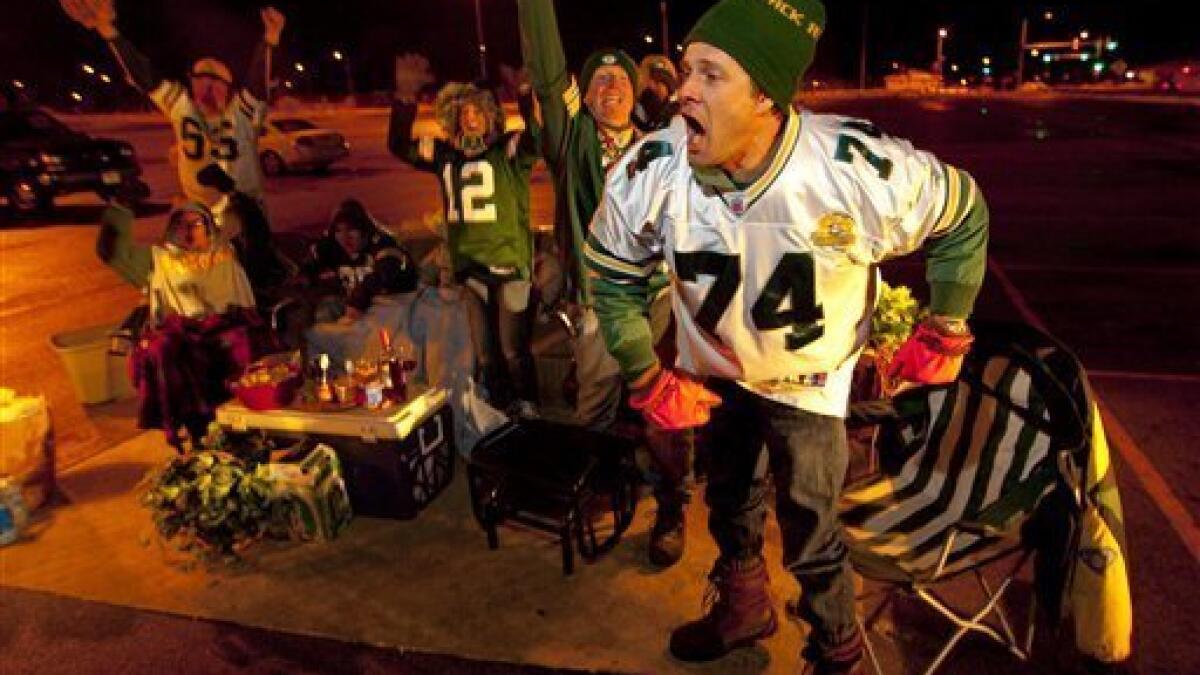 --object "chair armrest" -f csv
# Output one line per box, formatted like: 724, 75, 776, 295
956, 464, 1057, 538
